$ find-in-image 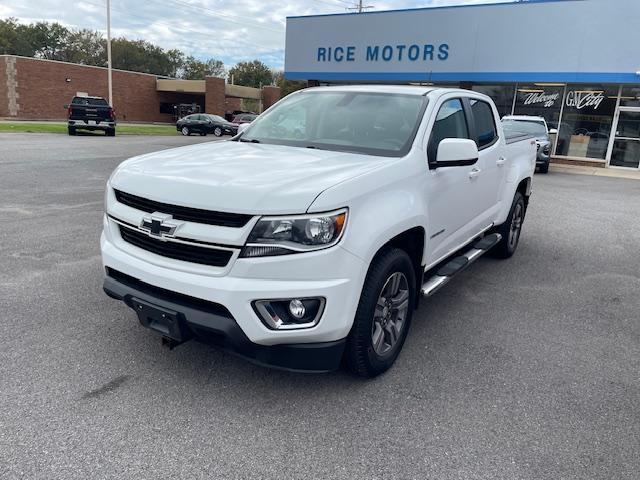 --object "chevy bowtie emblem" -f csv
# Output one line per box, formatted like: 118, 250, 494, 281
140, 212, 180, 240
